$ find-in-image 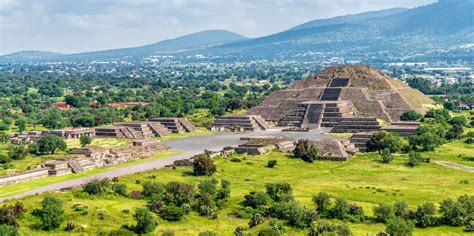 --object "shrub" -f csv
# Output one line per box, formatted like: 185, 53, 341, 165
330, 197, 349, 219
312, 192, 331, 215
198, 179, 218, 196
162, 230, 175, 236
414, 202, 437, 227
347, 203, 365, 222
381, 148, 393, 164
230, 158, 241, 163
132, 208, 157, 234
8, 145, 27, 160
83, 178, 110, 195
248, 213, 264, 228
243, 191, 272, 209
308, 221, 351, 236
108, 228, 136, 236
164, 181, 195, 207
394, 201, 410, 219
367, 131, 403, 154
401, 110, 423, 121
79, 135, 93, 147
32, 195, 65, 230
159, 205, 185, 222
293, 140, 319, 163
130, 190, 142, 199
265, 183, 292, 202
439, 198, 464, 226
385, 217, 414, 236
0, 201, 26, 226
267, 160, 277, 168
0, 224, 19, 236
112, 183, 128, 196
193, 154, 217, 176
199, 231, 219, 236
216, 179, 231, 202
446, 124, 464, 140
373, 203, 394, 223
142, 181, 165, 198
407, 151, 423, 167
466, 138, 474, 144
272, 200, 317, 228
